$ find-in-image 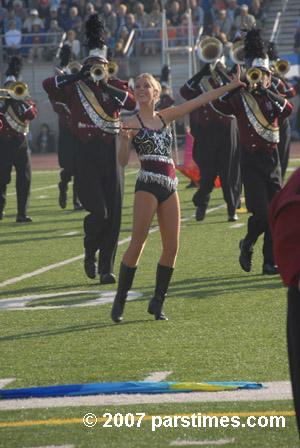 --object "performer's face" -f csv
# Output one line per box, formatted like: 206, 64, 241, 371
134, 76, 158, 104
261, 70, 271, 88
